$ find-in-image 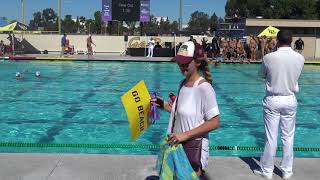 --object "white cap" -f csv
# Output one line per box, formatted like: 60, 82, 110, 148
35, 71, 40, 77
16, 72, 20, 77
